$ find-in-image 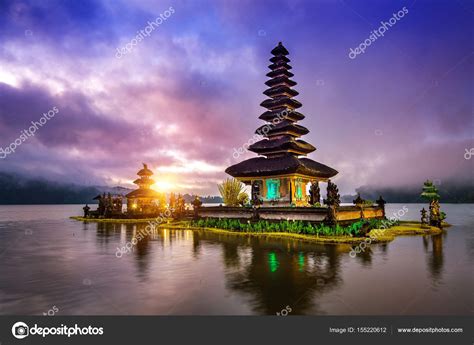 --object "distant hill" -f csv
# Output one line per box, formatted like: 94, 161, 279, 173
181, 194, 222, 204
0, 172, 132, 204
341, 181, 474, 203
0, 173, 223, 204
